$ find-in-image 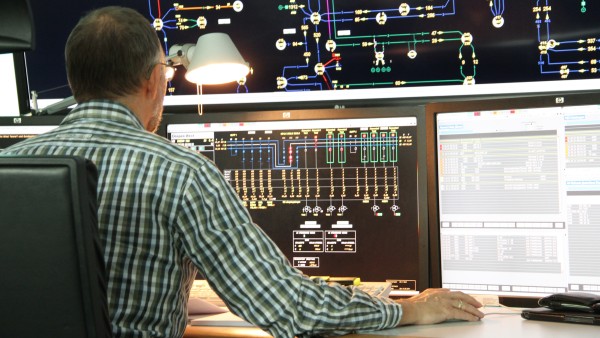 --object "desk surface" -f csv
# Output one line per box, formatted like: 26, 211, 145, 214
184, 307, 599, 338
184, 325, 270, 338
